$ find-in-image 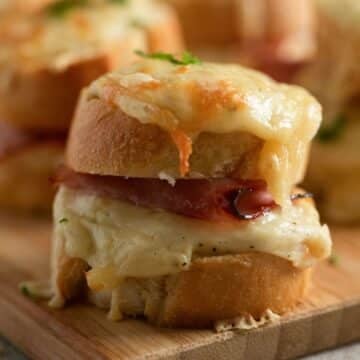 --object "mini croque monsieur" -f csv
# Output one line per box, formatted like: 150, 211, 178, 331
296, 0, 360, 223
0, 0, 183, 211
50, 55, 331, 329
